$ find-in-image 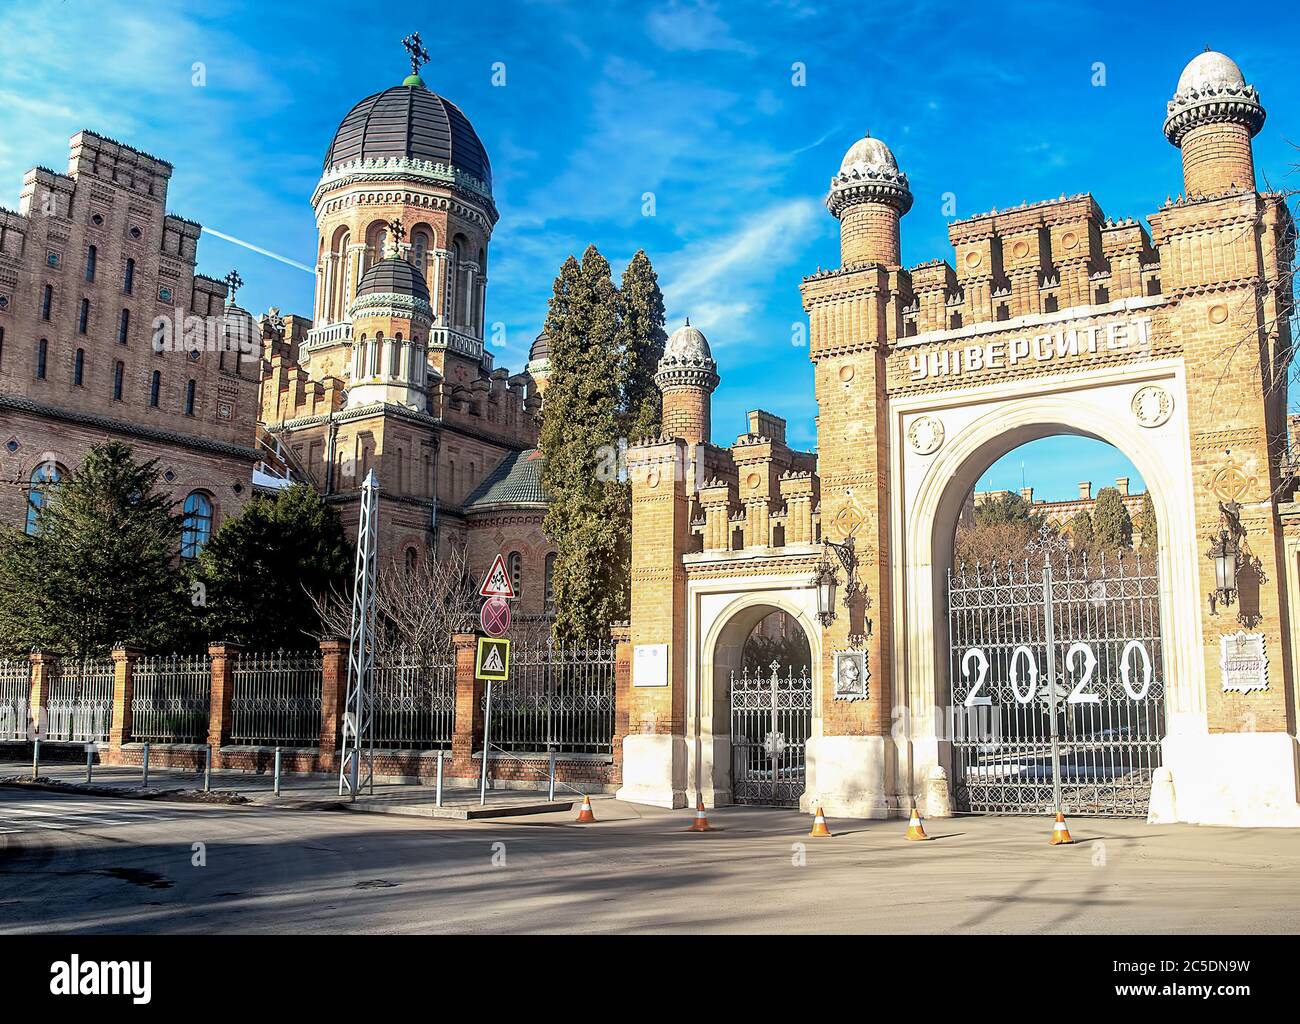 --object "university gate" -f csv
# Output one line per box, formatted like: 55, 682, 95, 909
946, 552, 1164, 816
729, 660, 813, 806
